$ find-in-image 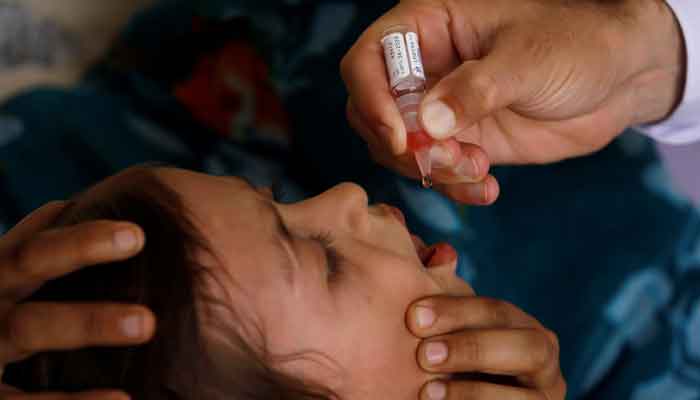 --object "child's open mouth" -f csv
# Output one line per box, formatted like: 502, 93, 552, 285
381, 203, 458, 267
412, 233, 457, 267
